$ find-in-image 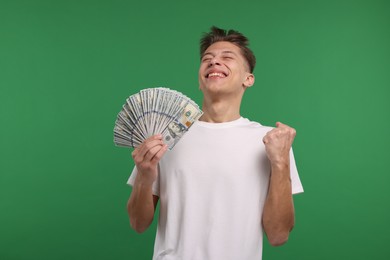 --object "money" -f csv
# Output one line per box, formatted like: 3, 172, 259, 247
114, 87, 203, 150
